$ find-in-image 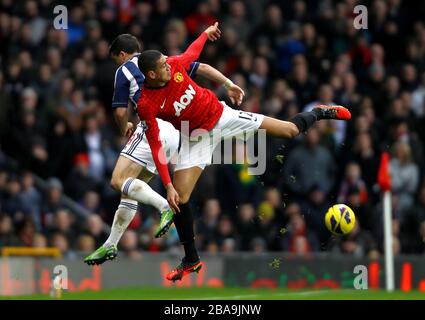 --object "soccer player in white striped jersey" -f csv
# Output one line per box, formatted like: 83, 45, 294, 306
84, 24, 222, 265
